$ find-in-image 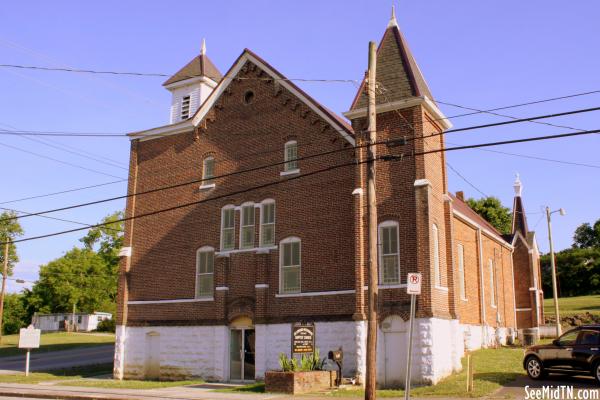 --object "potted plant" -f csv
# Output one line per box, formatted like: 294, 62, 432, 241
265, 349, 338, 394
